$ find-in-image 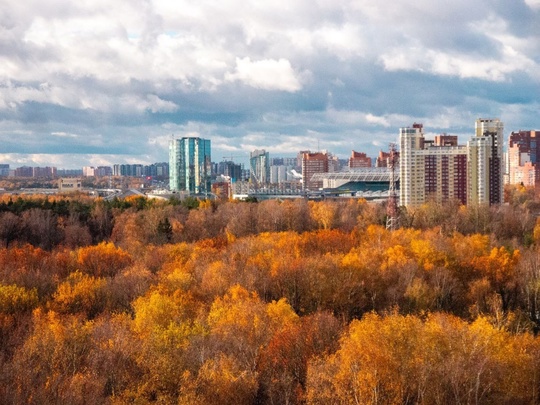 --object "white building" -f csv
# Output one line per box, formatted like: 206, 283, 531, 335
250, 149, 270, 185
469, 118, 504, 205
